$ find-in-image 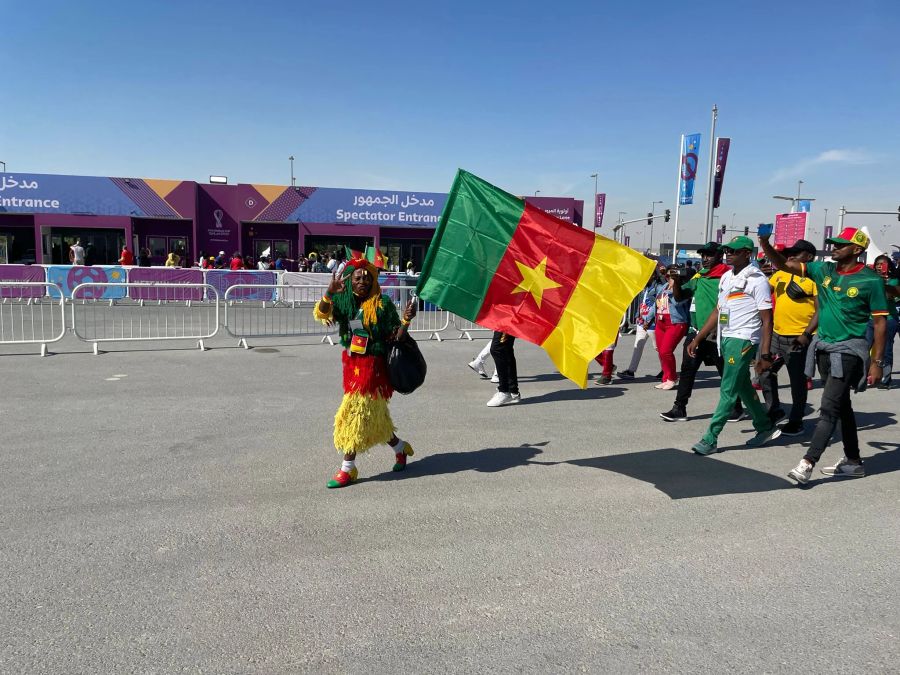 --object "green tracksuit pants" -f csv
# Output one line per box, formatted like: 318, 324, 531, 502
701, 337, 772, 446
